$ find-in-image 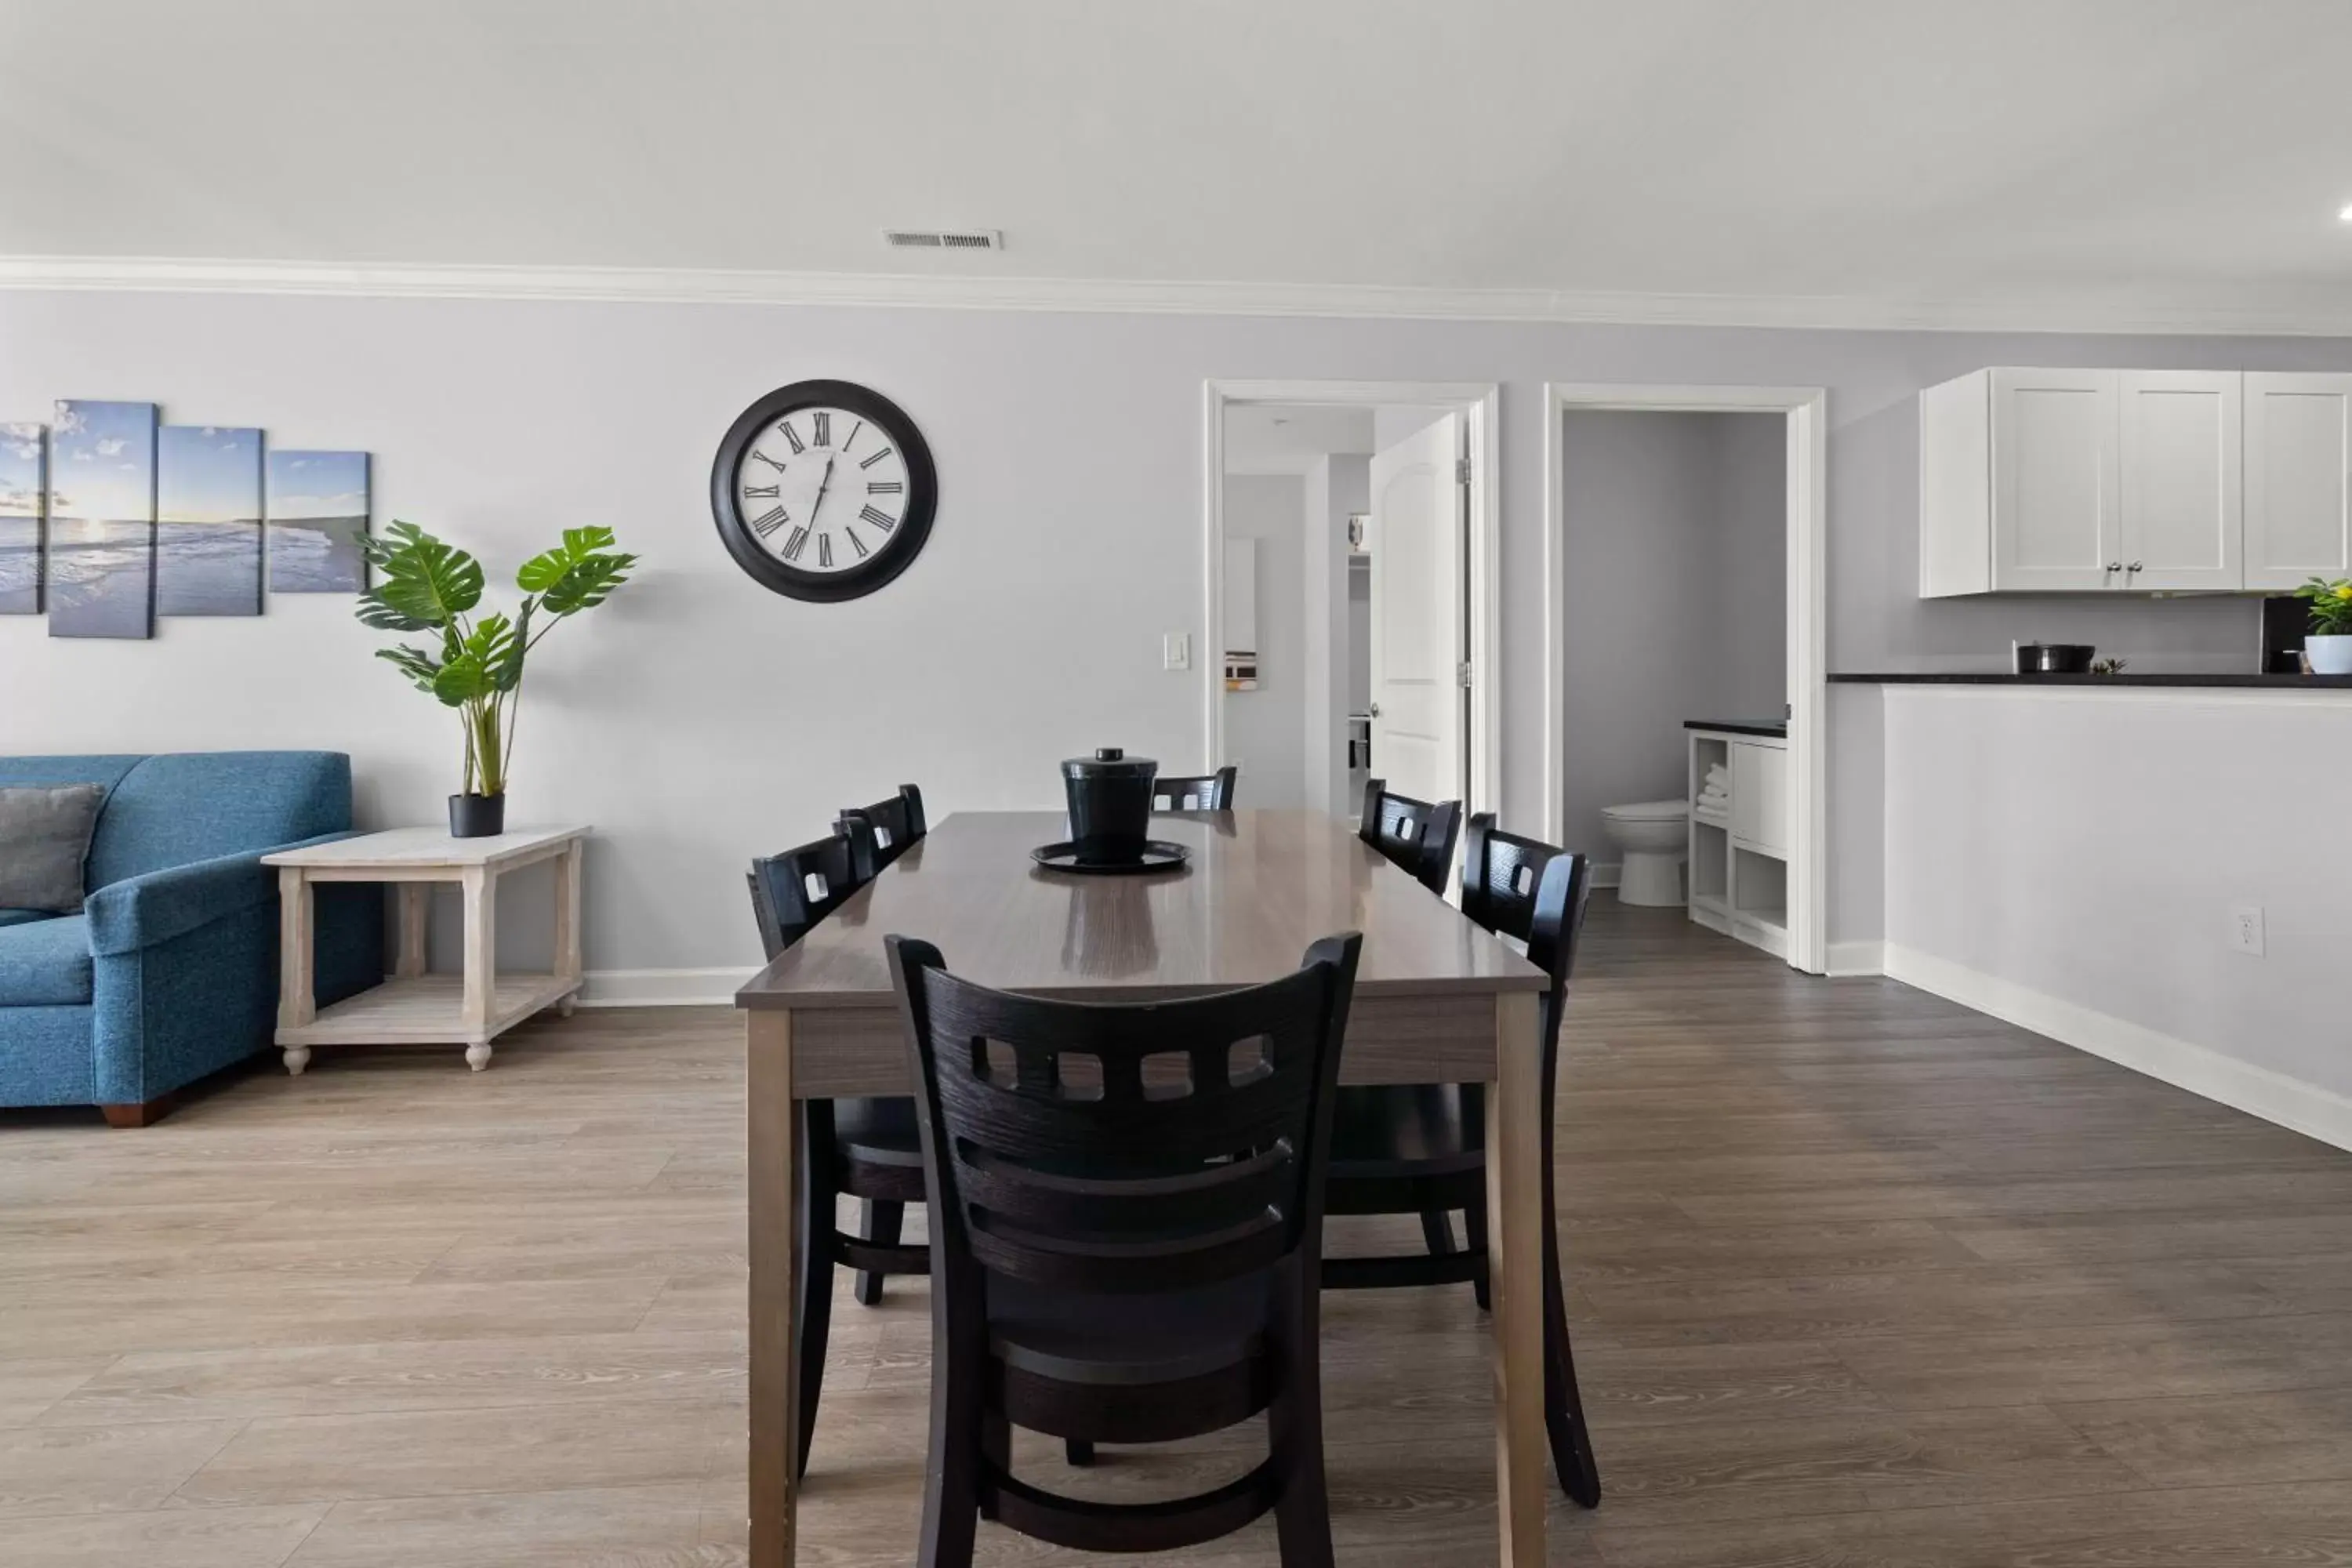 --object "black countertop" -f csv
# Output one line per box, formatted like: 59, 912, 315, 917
1683, 718, 1788, 737
1830, 672, 2352, 688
